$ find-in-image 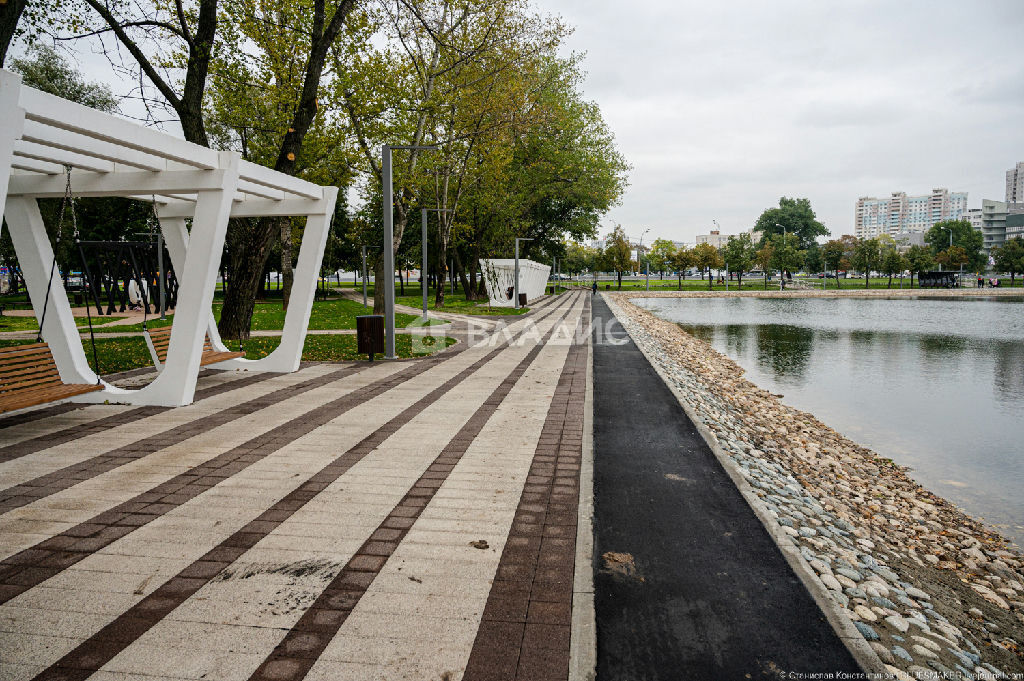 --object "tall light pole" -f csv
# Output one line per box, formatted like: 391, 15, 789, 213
361, 245, 368, 309
714, 220, 725, 291
514, 237, 533, 309
638, 227, 650, 289
420, 208, 453, 320
382, 143, 437, 359
775, 223, 787, 291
